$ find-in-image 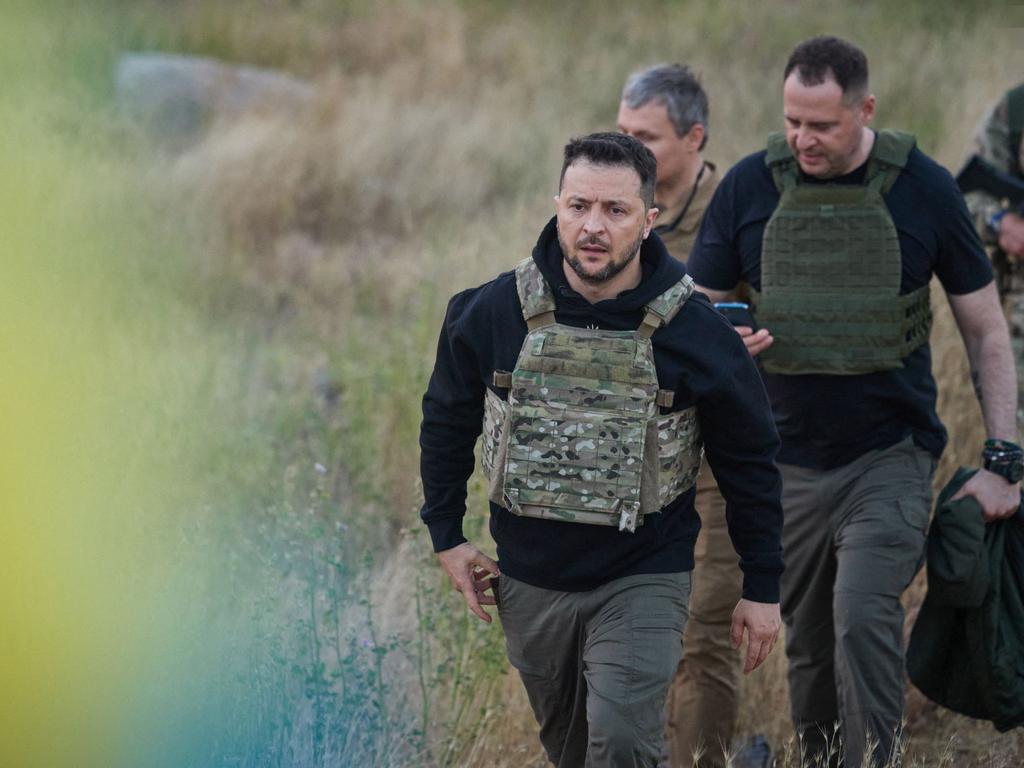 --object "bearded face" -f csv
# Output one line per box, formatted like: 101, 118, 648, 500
555, 160, 654, 287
